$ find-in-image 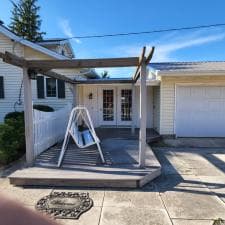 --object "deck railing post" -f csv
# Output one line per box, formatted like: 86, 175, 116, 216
23, 67, 34, 165
139, 61, 147, 168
